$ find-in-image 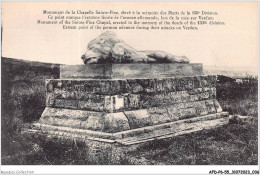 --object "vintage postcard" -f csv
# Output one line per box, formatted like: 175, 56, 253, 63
0, 1, 259, 175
